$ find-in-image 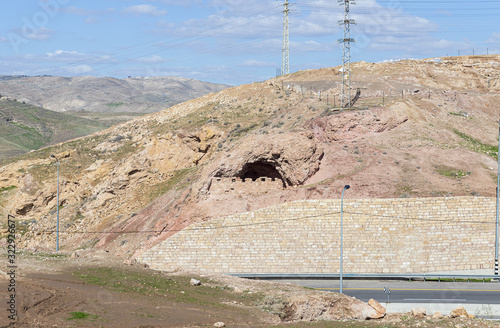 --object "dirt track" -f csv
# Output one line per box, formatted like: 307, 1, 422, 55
0, 251, 278, 327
